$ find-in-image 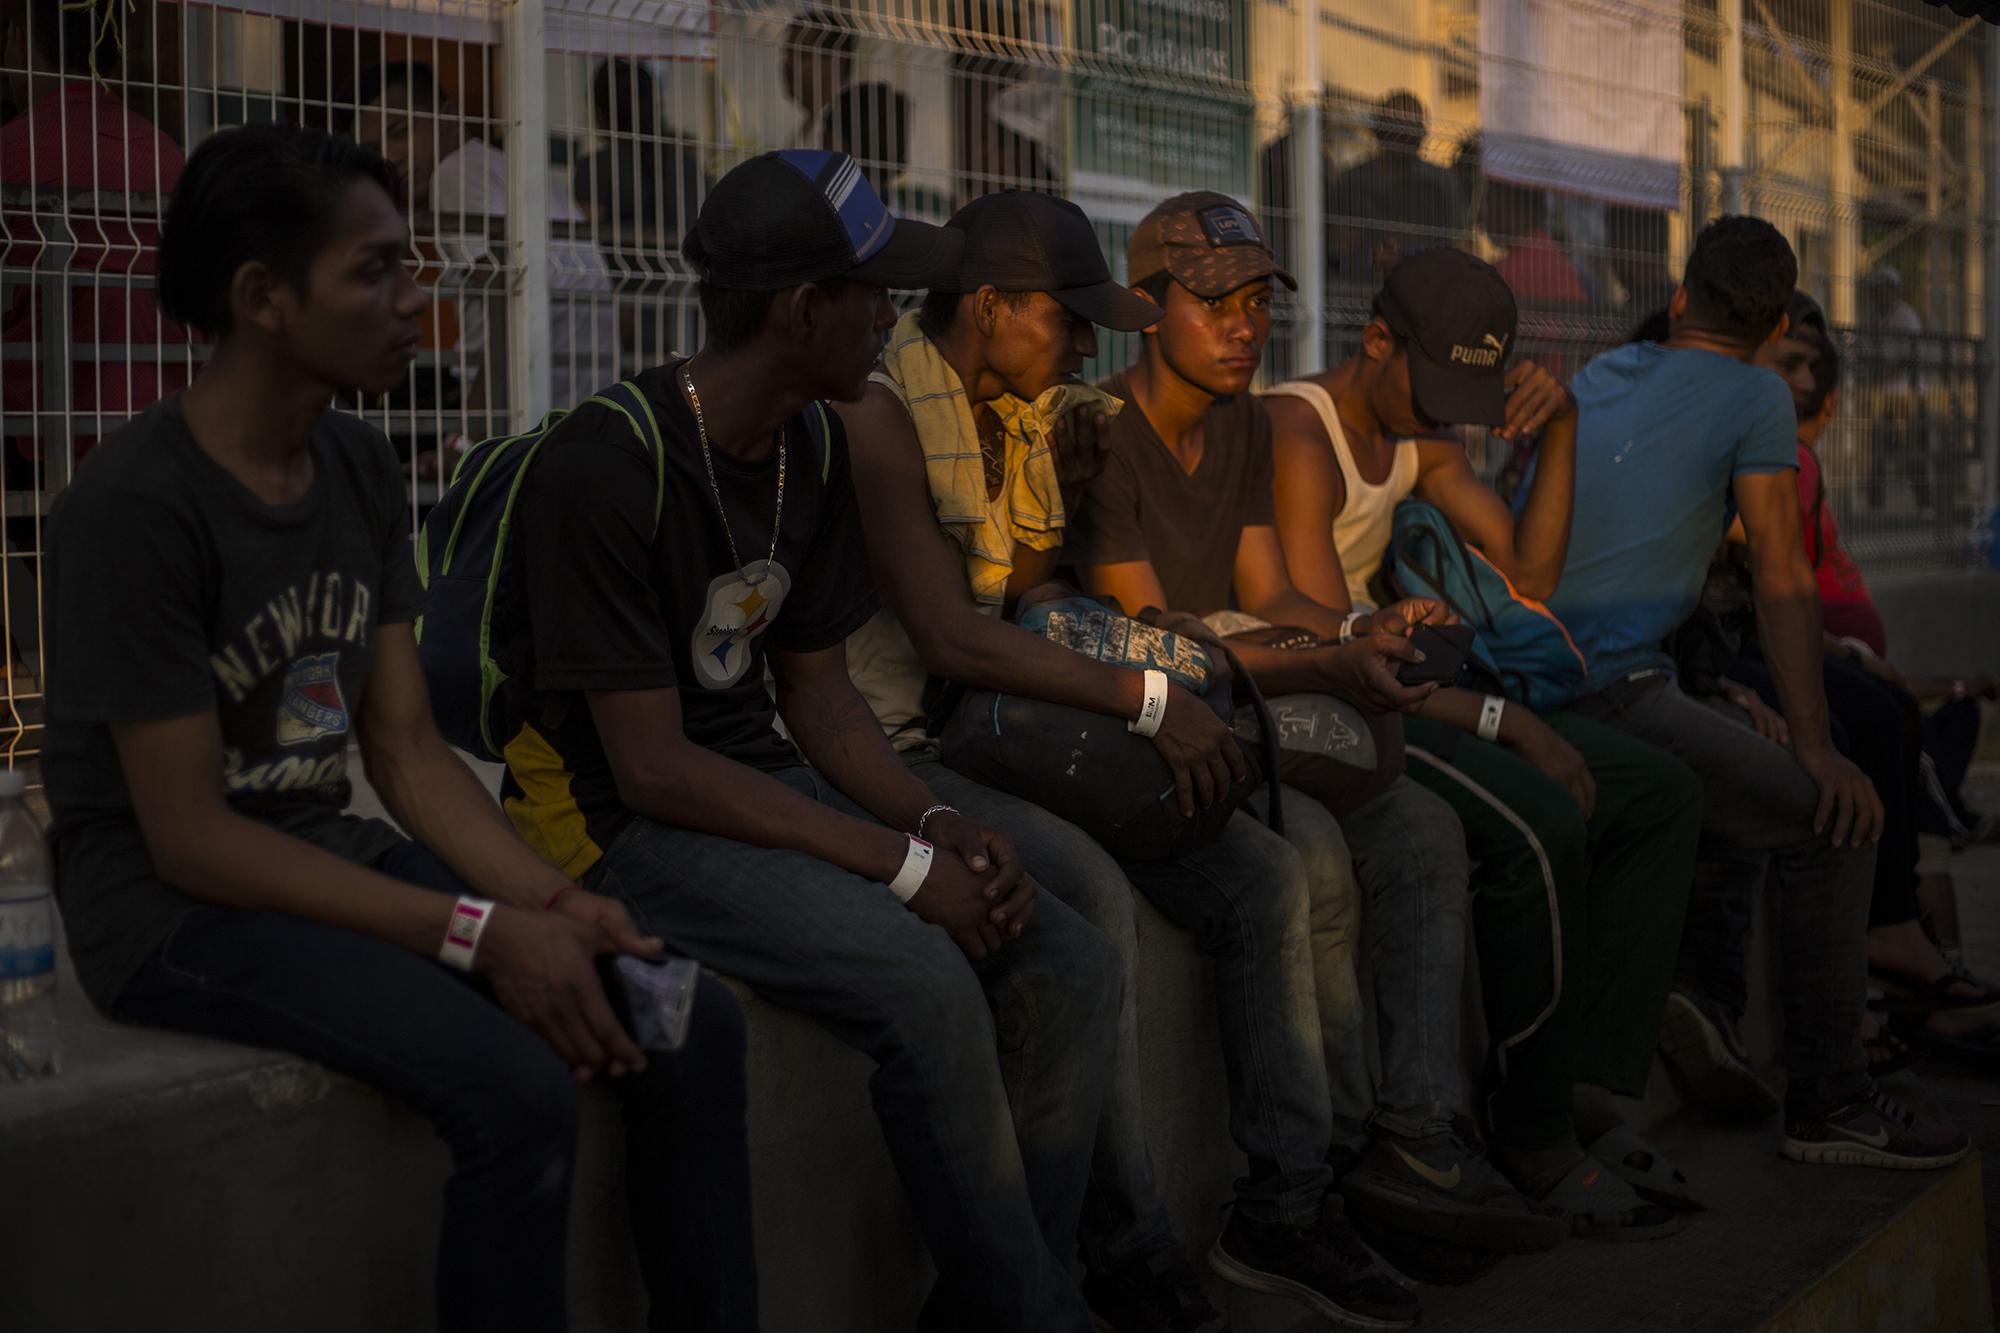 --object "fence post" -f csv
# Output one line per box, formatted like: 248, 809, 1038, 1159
1291, 0, 1325, 375
1830, 0, 1857, 326
1986, 25, 2000, 526
503, 0, 553, 432
1720, 0, 1745, 215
